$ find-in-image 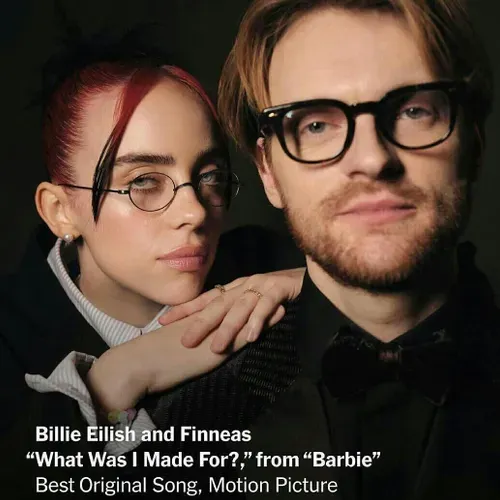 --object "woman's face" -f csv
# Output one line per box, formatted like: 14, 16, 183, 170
67, 78, 226, 307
